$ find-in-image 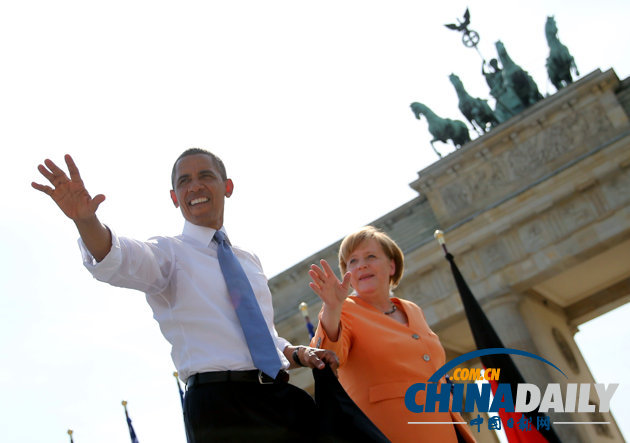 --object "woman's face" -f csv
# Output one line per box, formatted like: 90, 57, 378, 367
346, 238, 395, 297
